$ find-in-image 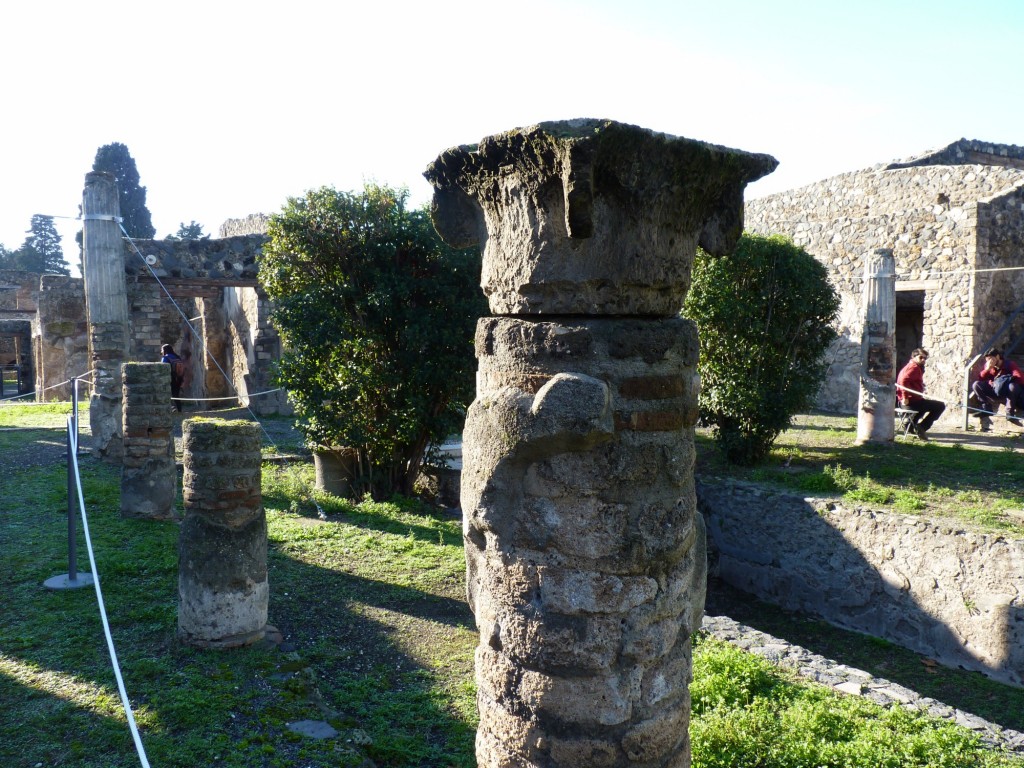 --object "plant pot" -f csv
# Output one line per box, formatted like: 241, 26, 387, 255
312, 447, 358, 497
